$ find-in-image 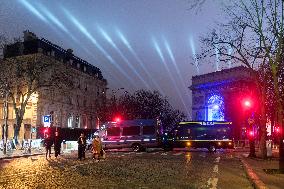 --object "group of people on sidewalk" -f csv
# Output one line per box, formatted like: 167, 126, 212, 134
77, 133, 105, 161
43, 132, 105, 161
43, 131, 62, 159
